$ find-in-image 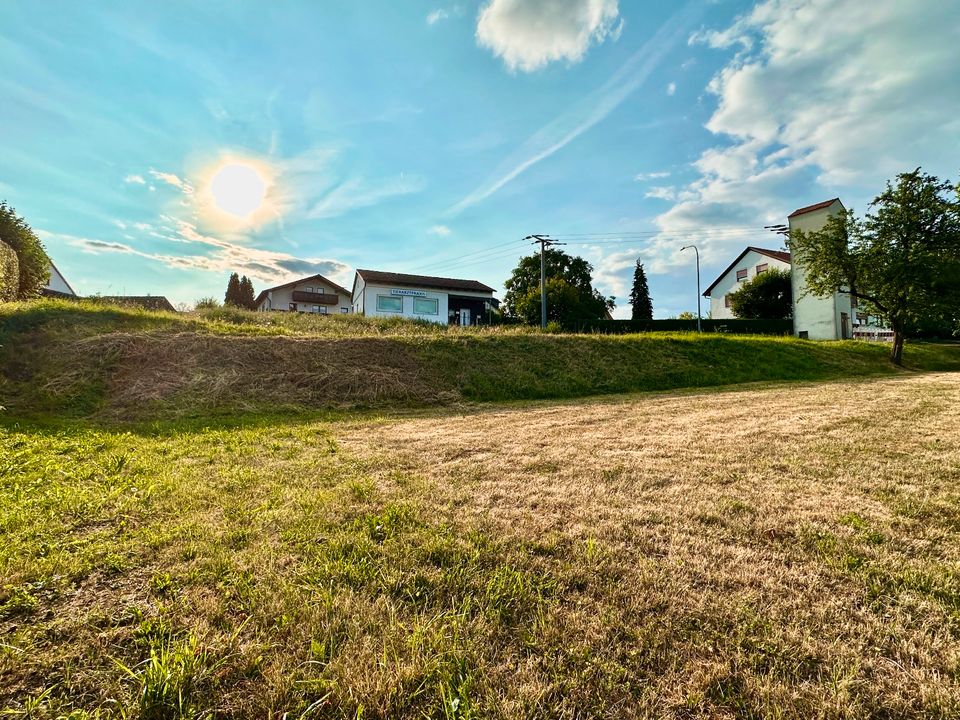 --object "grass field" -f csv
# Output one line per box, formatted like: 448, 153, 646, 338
3, 371, 960, 718
3, 299, 960, 418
